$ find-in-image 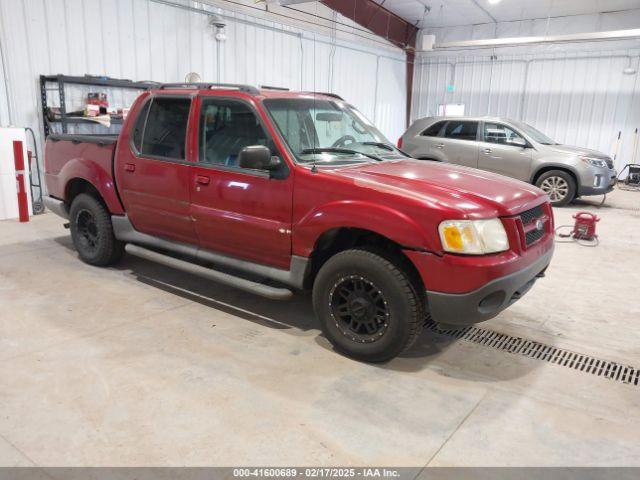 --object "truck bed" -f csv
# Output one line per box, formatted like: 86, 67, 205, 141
48, 133, 118, 146
44, 133, 123, 213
